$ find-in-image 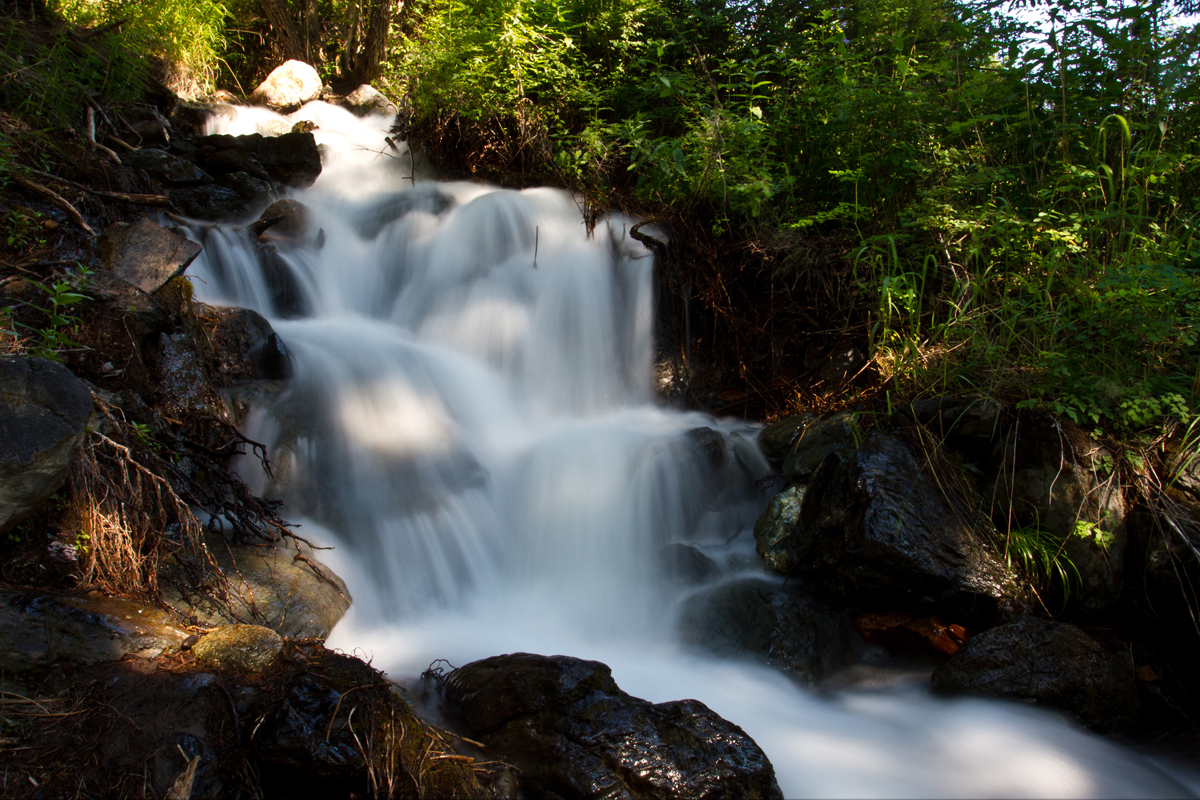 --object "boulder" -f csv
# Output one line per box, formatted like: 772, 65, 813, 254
250, 60, 322, 110
253, 198, 316, 246
98, 219, 203, 294
753, 484, 805, 576
199, 304, 292, 383
165, 535, 349, 639
353, 187, 454, 239
756, 414, 812, 466
169, 184, 258, 223
678, 578, 852, 683
444, 652, 783, 800
251, 130, 323, 187
931, 616, 1138, 731
341, 84, 398, 116
153, 332, 228, 421
781, 412, 857, 481
216, 171, 276, 211
192, 624, 283, 674
256, 243, 311, 318
798, 432, 1022, 616
657, 542, 719, 585
0, 590, 188, 672
985, 416, 1127, 610
122, 148, 211, 187
0, 357, 92, 534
